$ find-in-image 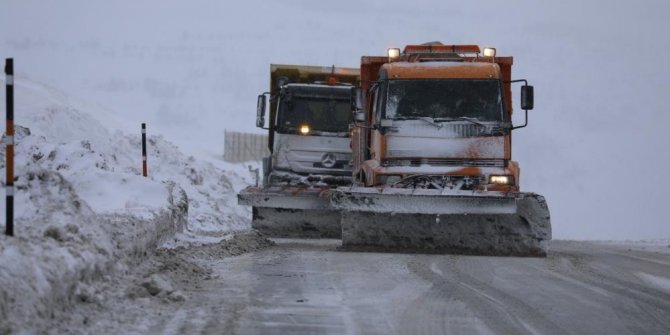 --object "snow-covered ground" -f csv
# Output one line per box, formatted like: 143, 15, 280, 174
45, 239, 670, 334
596, 239, 670, 255
0, 77, 256, 333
